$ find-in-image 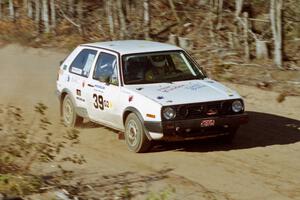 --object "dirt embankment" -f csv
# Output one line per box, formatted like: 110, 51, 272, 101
0, 44, 300, 200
